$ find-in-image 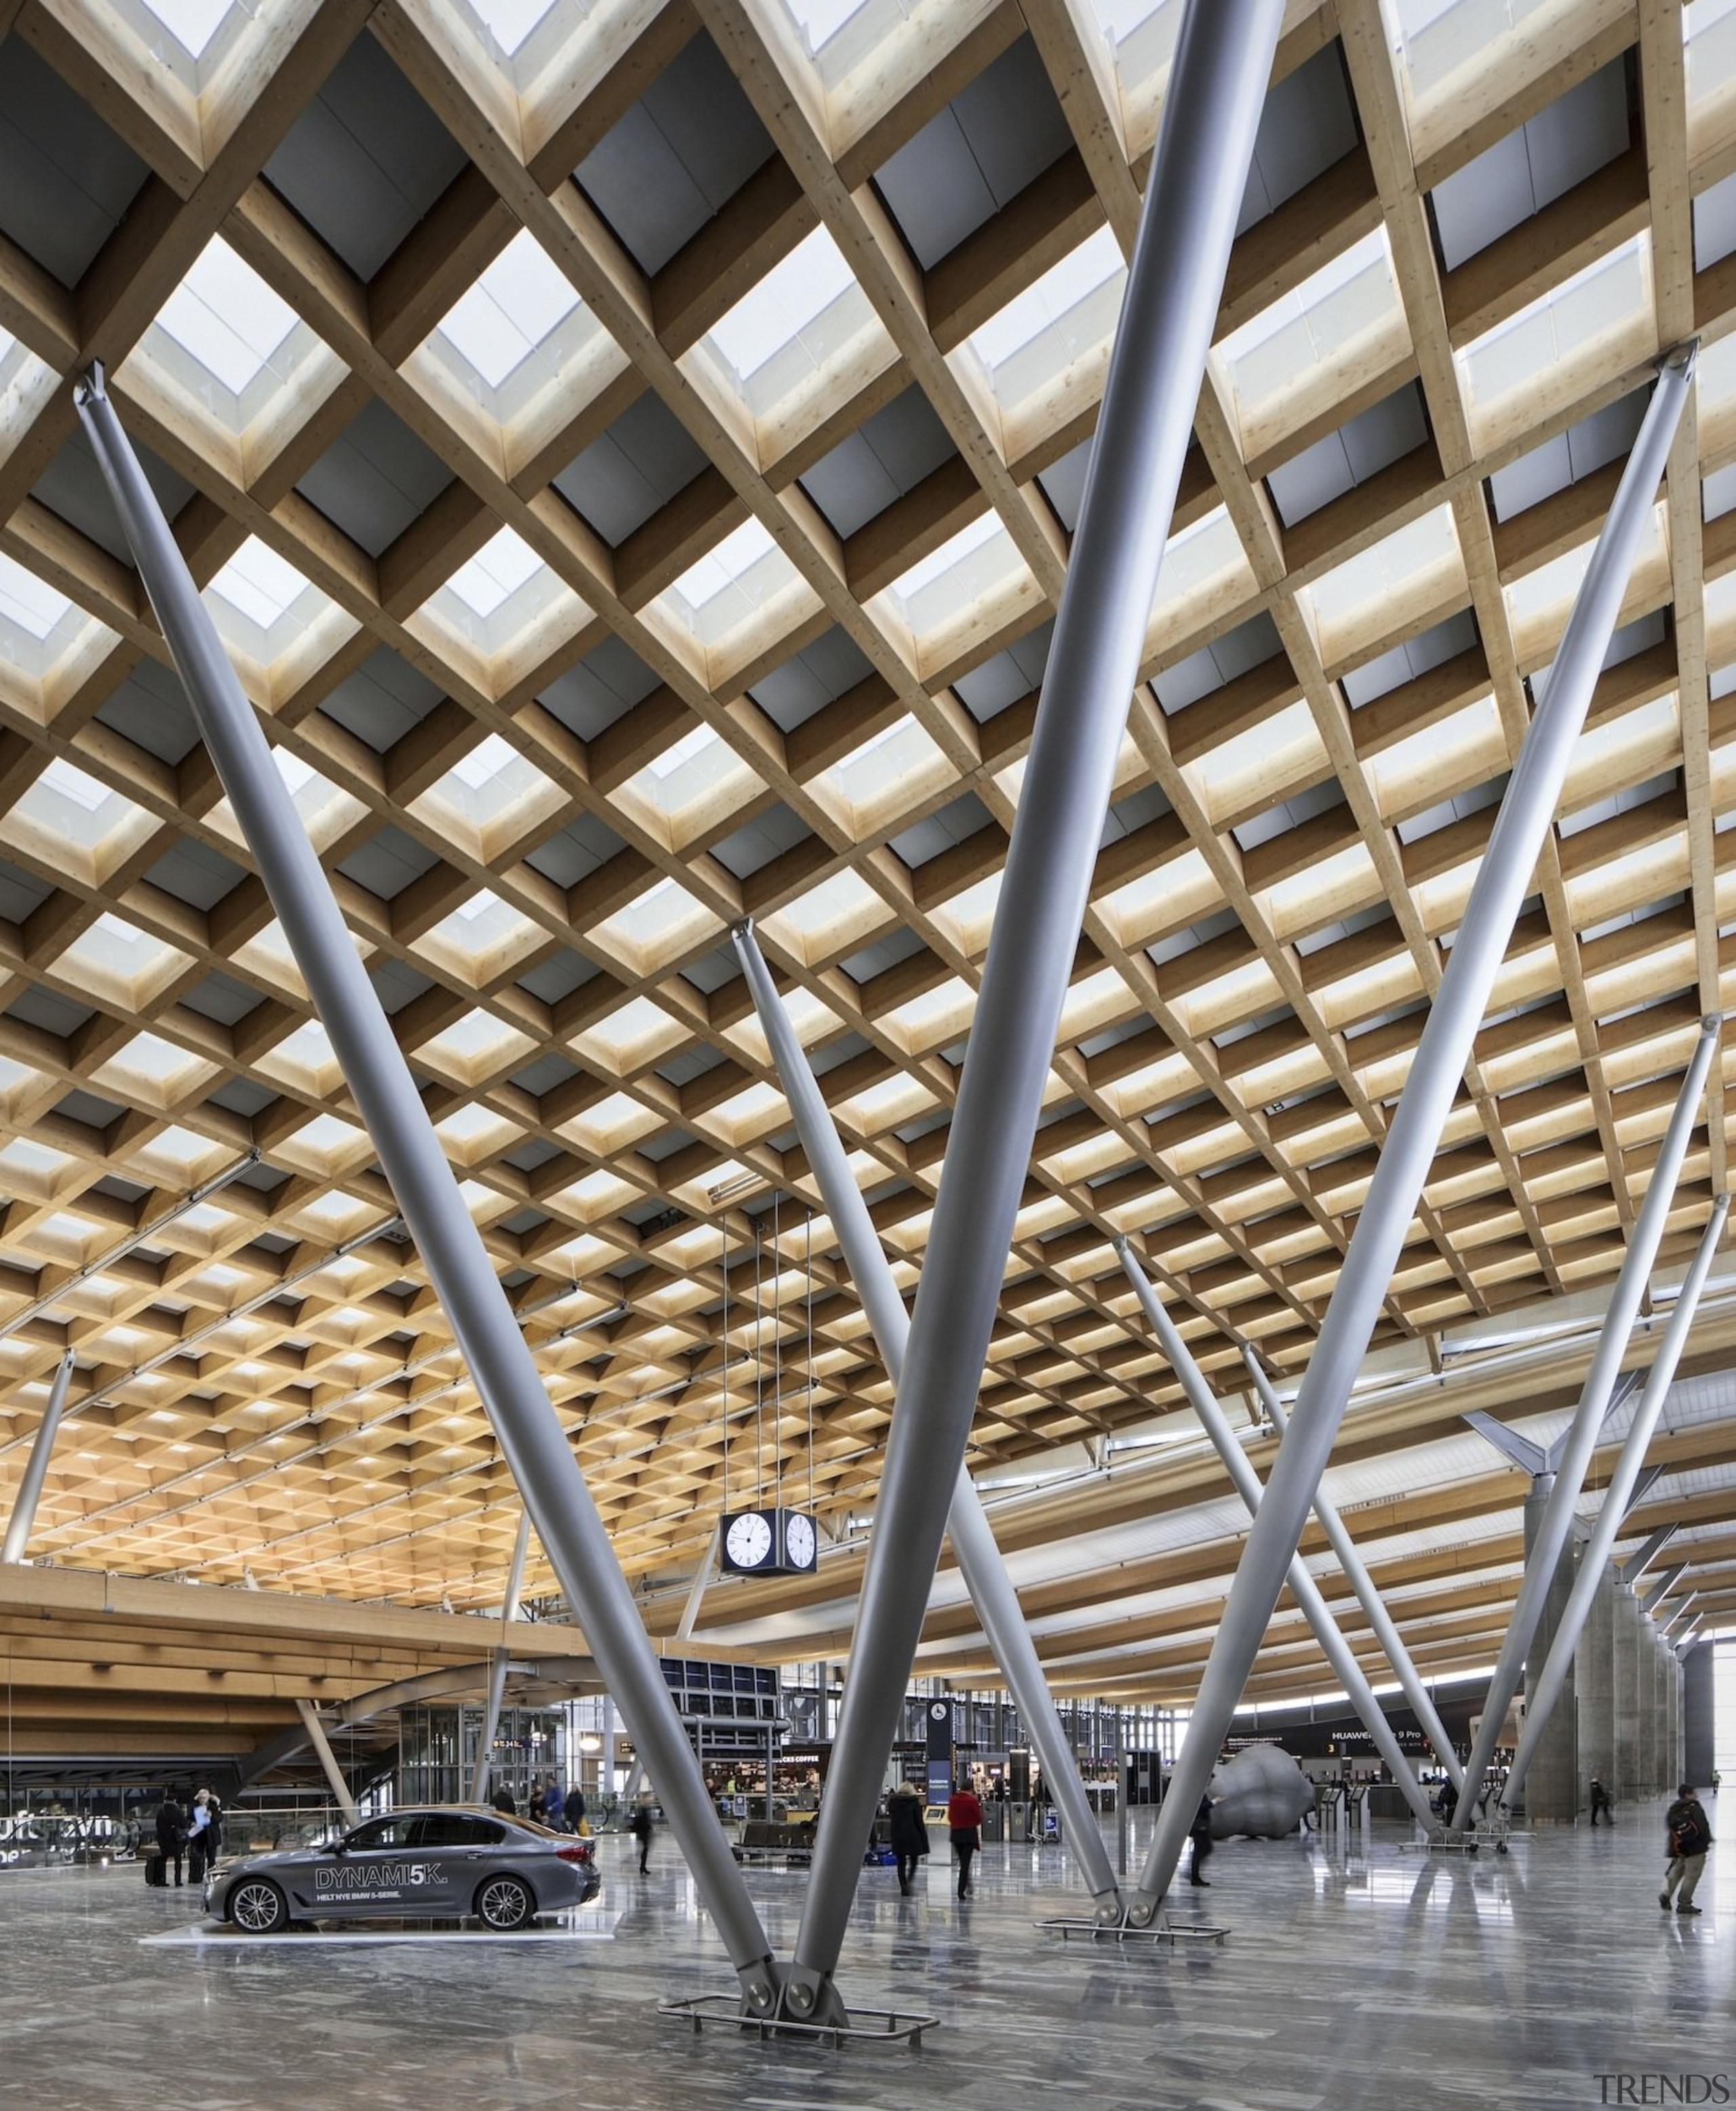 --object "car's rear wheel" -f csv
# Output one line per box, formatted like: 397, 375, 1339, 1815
476, 1874, 534, 1931
229, 1878, 289, 1933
